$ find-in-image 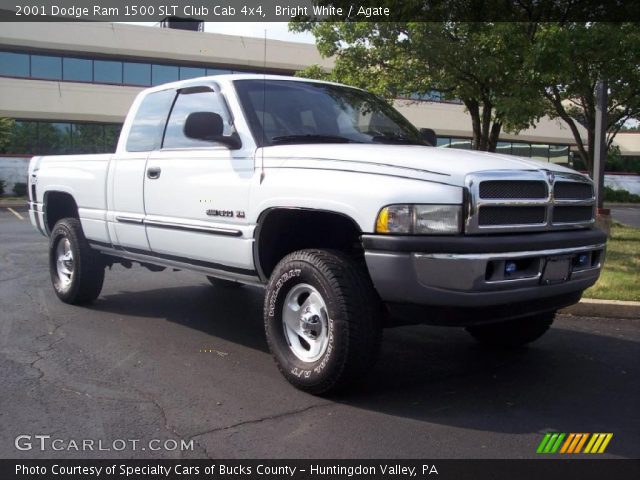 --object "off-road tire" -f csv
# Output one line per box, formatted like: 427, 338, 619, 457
49, 218, 105, 305
264, 249, 382, 395
466, 311, 556, 348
